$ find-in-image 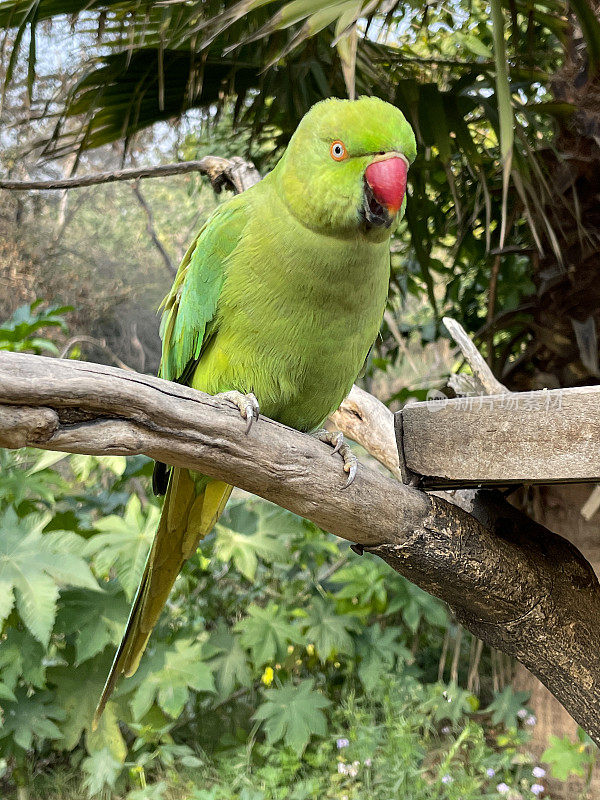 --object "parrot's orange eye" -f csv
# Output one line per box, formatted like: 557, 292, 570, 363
330, 140, 348, 161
